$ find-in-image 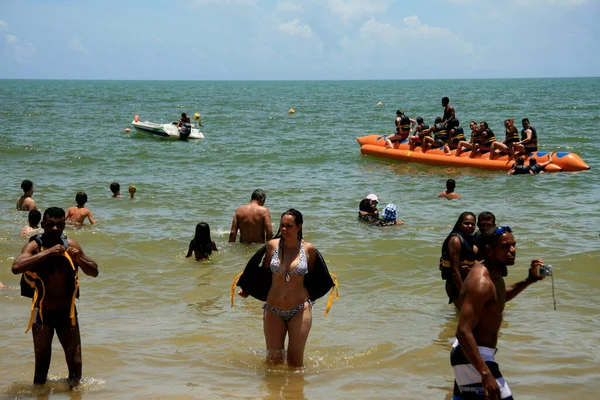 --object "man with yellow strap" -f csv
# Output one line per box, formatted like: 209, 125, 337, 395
12, 207, 99, 387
